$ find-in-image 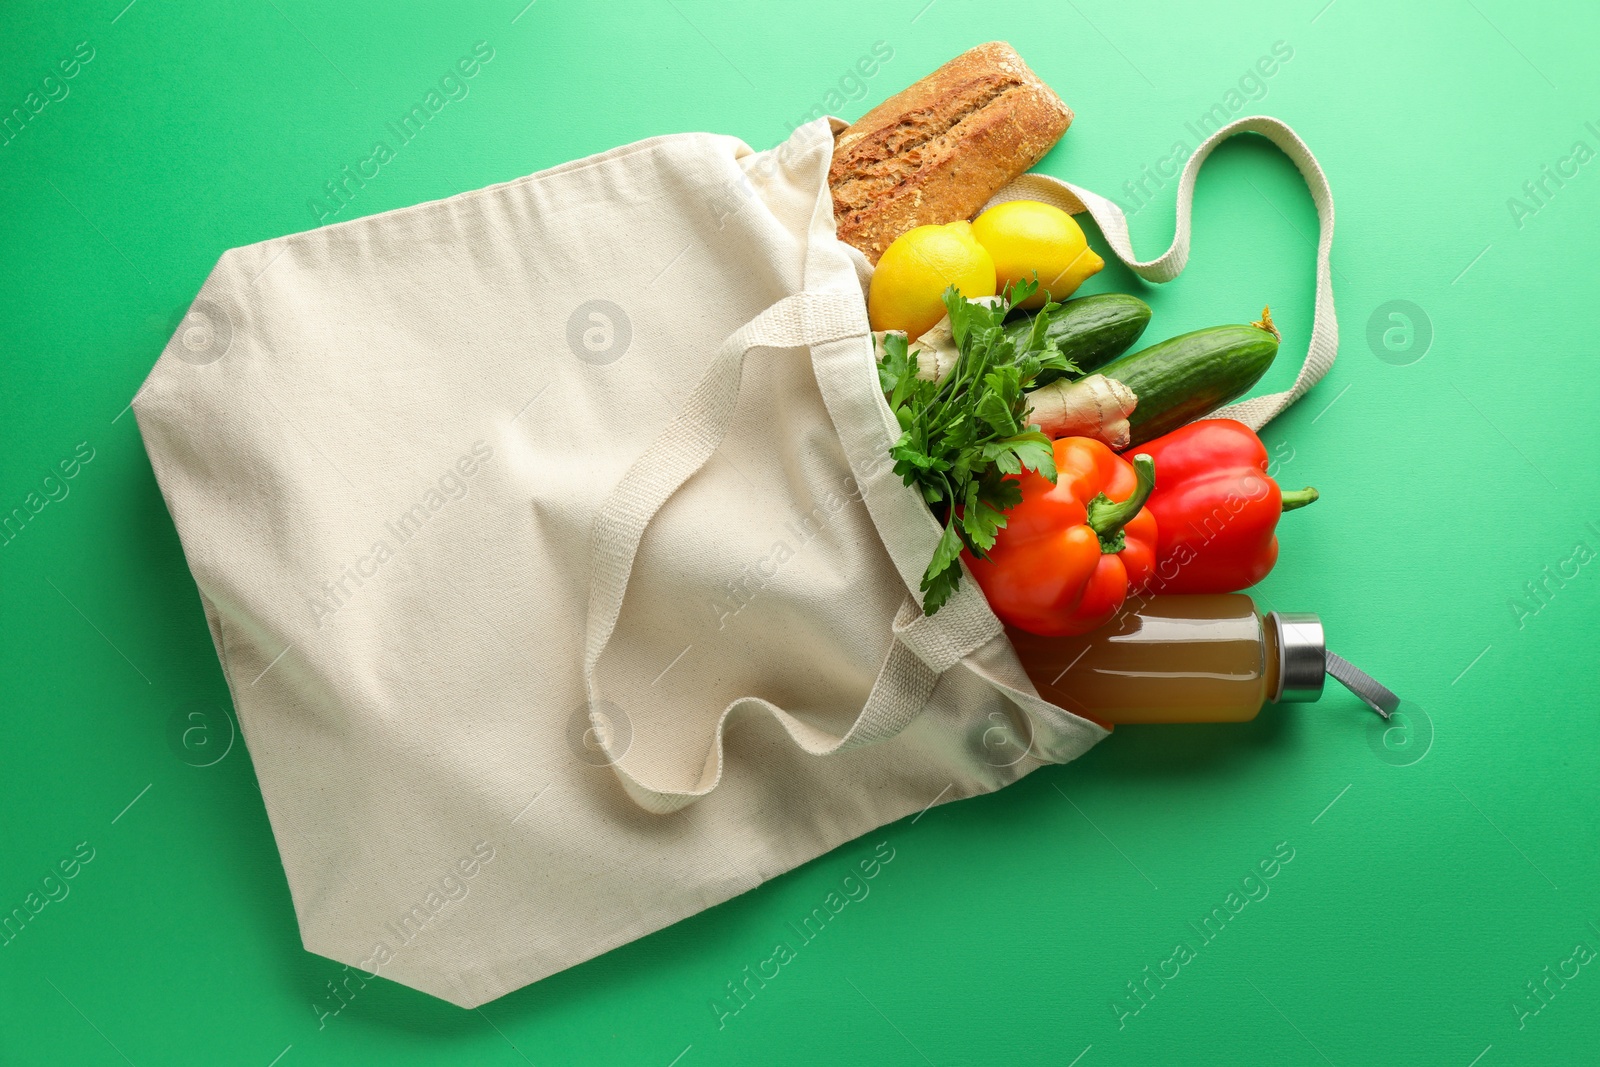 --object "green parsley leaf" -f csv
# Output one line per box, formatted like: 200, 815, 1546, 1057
877, 280, 1078, 616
